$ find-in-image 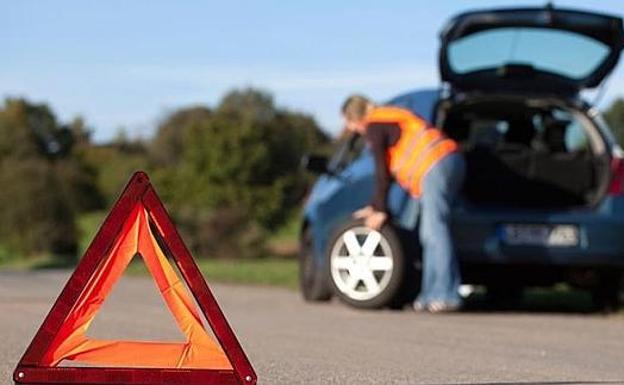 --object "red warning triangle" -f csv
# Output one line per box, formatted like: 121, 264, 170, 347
13, 171, 257, 385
